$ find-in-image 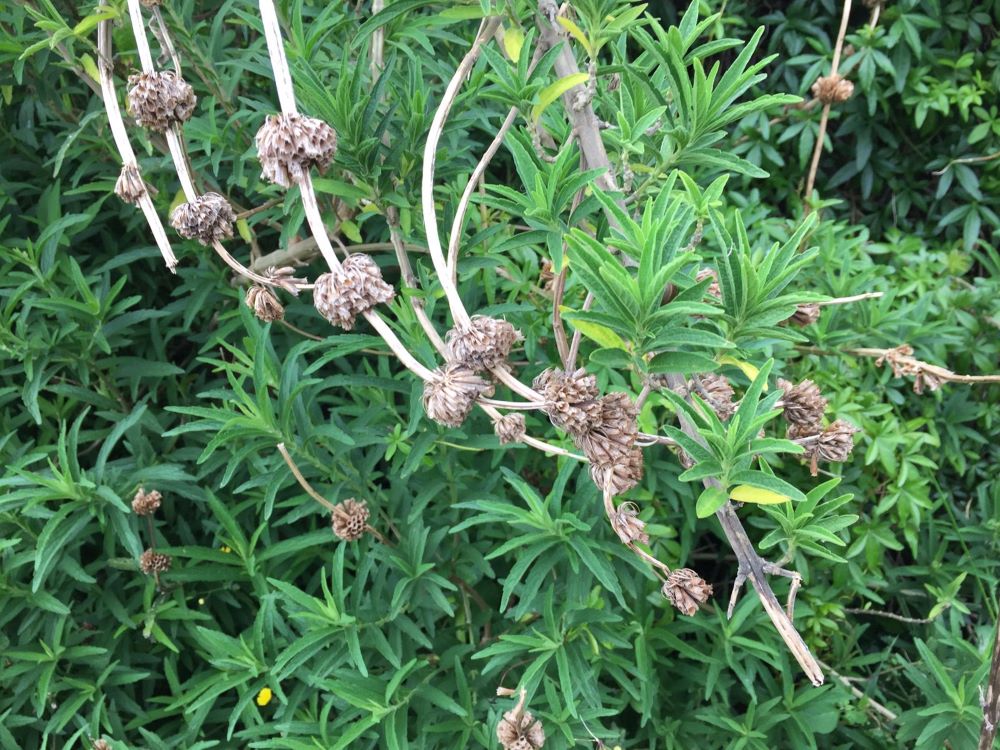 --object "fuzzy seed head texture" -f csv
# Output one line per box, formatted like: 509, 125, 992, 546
684, 373, 736, 420
662, 567, 713, 616
532, 368, 601, 437
496, 709, 545, 750
493, 413, 526, 444
139, 549, 172, 575
255, 113, 337, 188
331, 499, 370, 542
422, 363, 494, 428
115, 162, 151, 205
444, 316, 522, 372
131, 488, 162, 516
778, 378, 827, 428
789, 419, 860, 476
788, 303, 822, 327
812, 74, 855, 105
126, 71, 196, 131
313, 254, 395, 330
246, 286, 285, 322
169, 192, 235, 246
